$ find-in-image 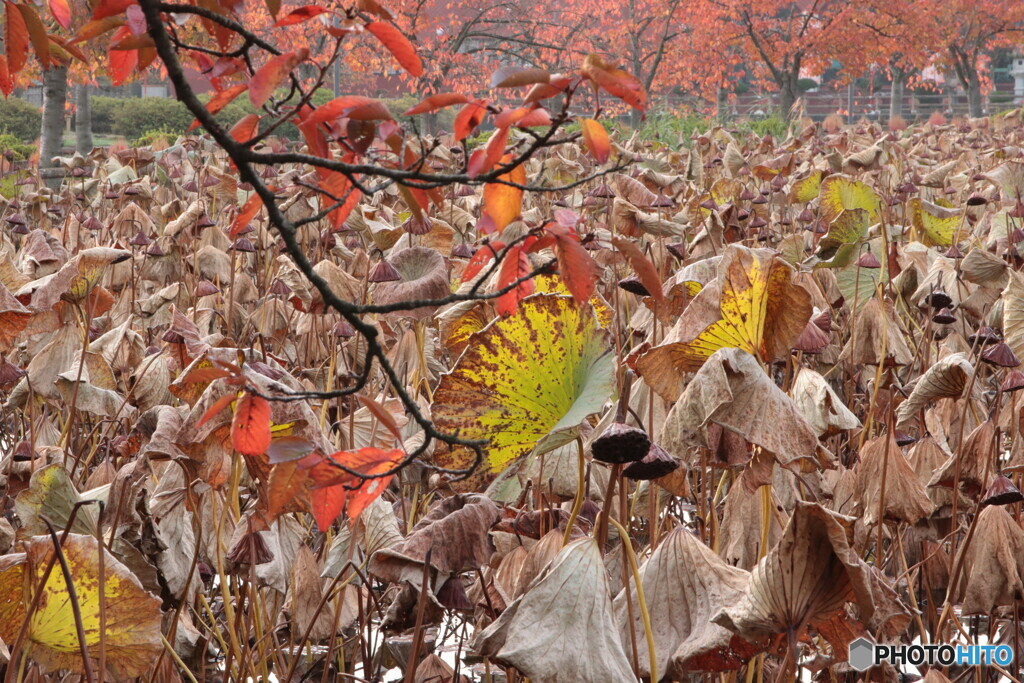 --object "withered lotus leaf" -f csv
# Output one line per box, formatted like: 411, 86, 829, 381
713, 503, 876, 643
896, 353, 975, 427
956, 505, 1024, 614
475, 538, 636, 683
0, 534, 162, 678
852, 435, 935, 526
661, 348, 826, 470
615, 527, 765, 678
